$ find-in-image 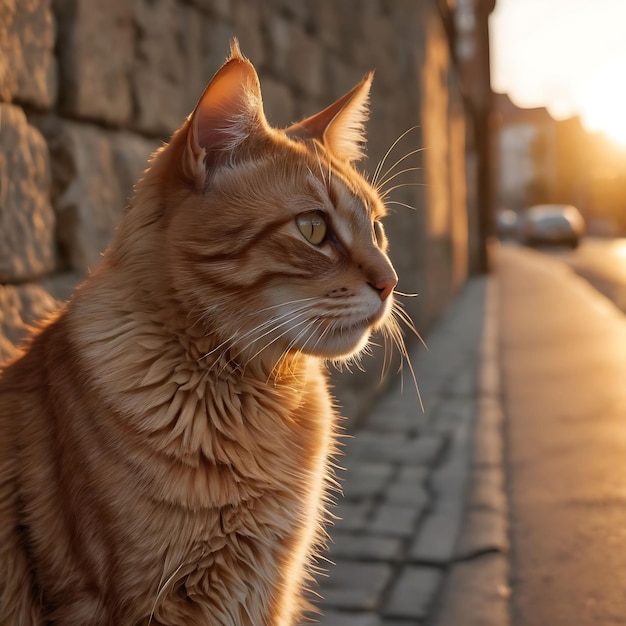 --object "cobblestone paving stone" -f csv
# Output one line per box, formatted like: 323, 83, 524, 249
311, 276, 511, 625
